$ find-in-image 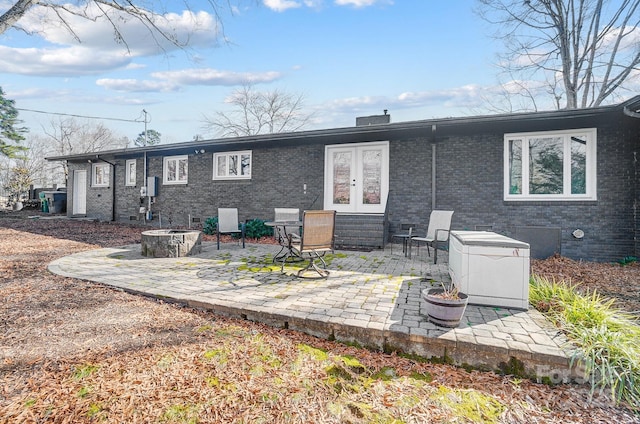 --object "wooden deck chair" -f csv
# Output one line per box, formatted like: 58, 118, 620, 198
217, 208, 245, 250
281, 210, 336, 278
409, 210, 453, 264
